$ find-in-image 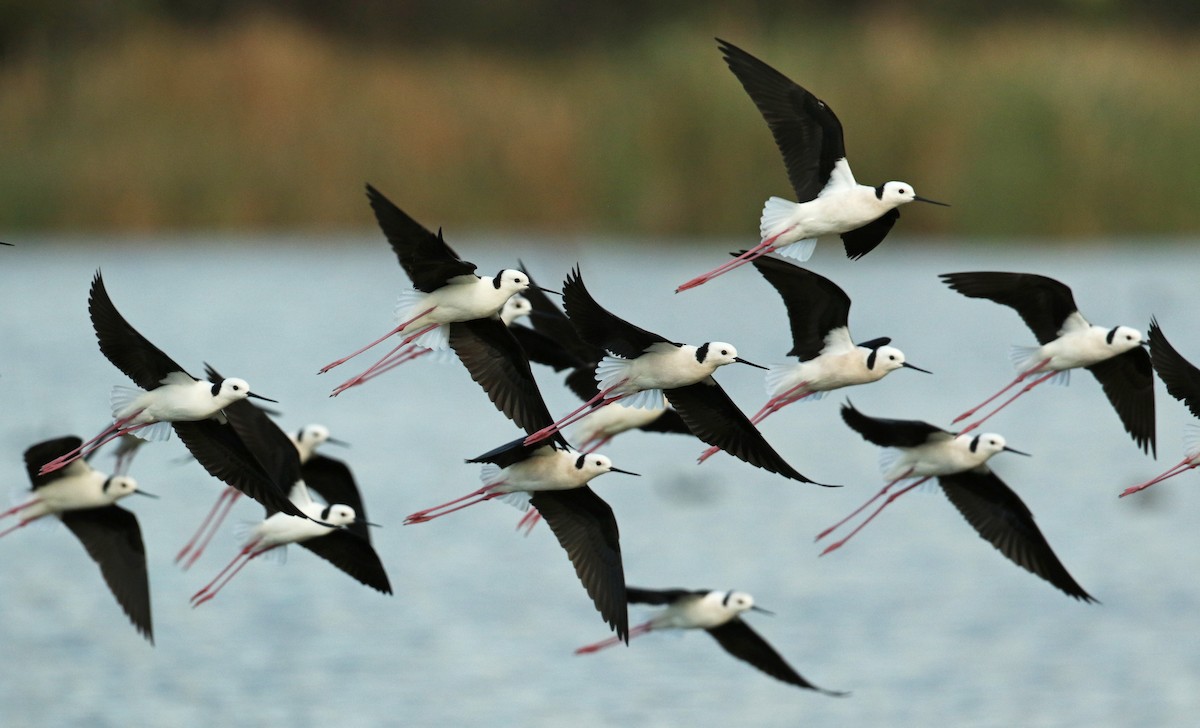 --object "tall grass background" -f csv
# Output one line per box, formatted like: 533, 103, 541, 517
1, 11, 1198, 238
